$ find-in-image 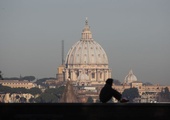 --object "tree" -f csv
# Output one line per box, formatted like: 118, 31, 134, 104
28, 87, 42, 96
22, 76, 35, 81
3, 77, 19, 80
86, 96, 94, 103
35, 93, 58, 103
113, 79, 121, 85
29, 97, 35, 103
122, 88, 139, 102
12, 88, 28, 94
34, 86, 65, 103
0, 85, 12, 93
158, 87, 170, 102
95, 99, 100, 103
19, 97, 27, 103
